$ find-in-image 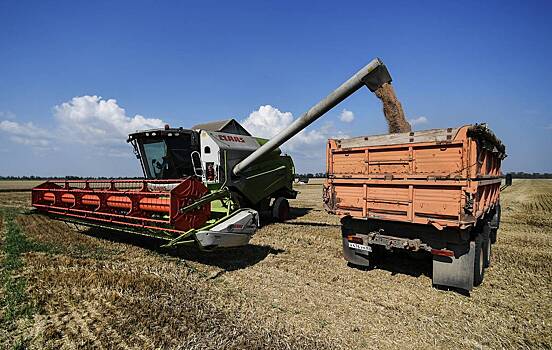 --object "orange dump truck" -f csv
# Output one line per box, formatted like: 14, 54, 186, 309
323, 124, 506, 291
